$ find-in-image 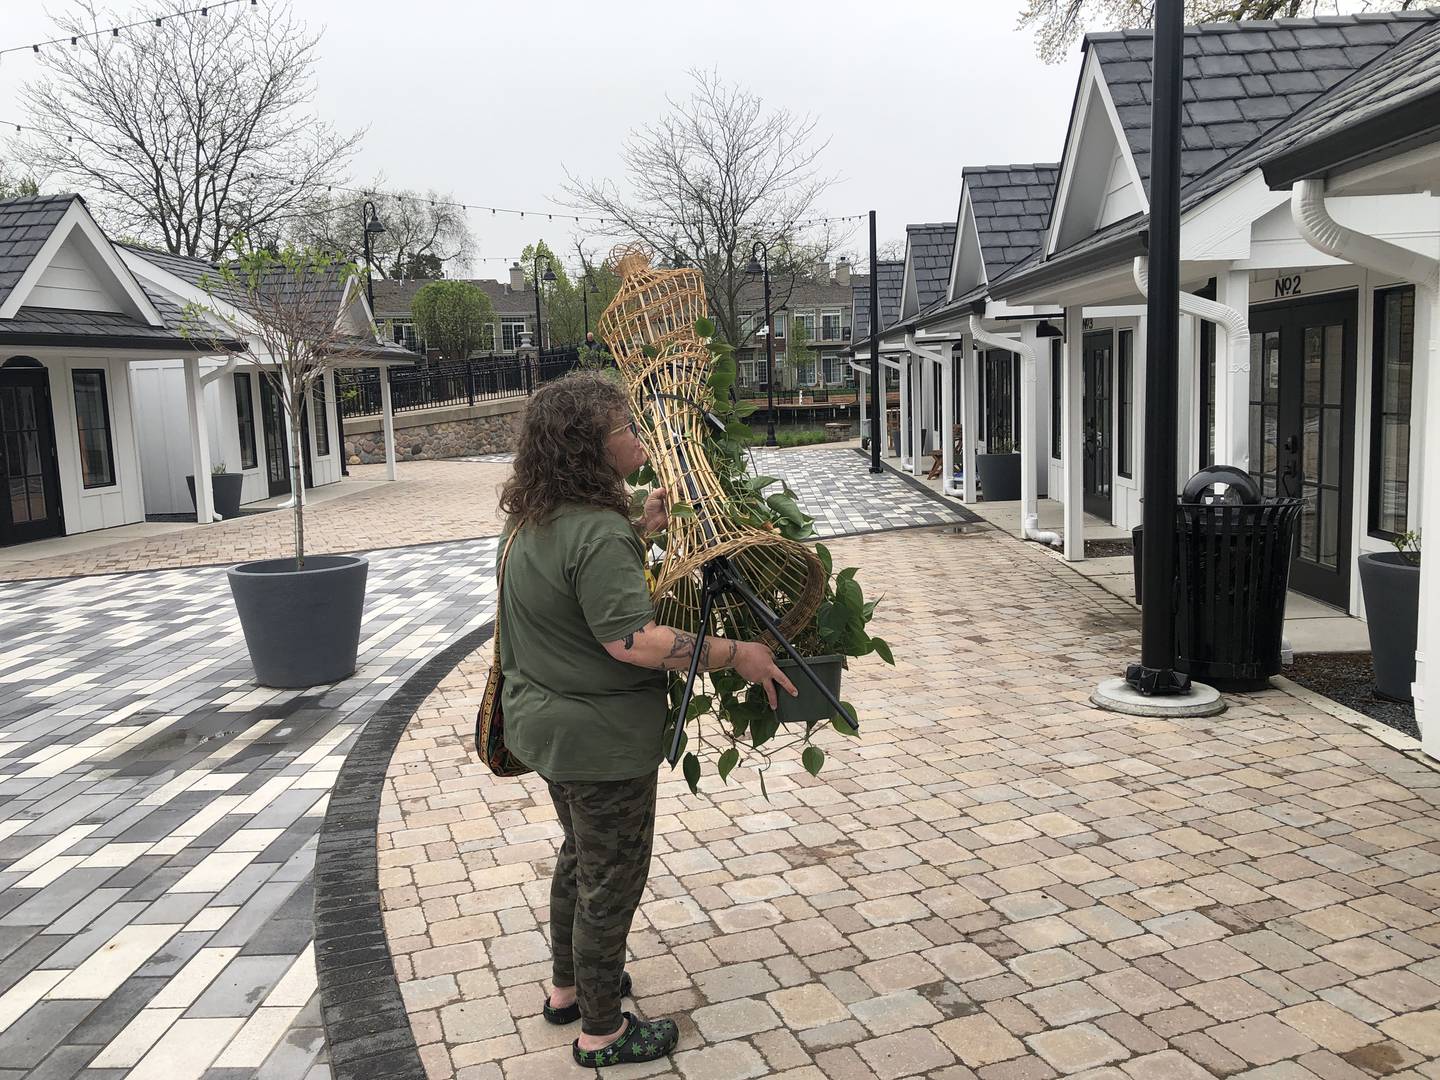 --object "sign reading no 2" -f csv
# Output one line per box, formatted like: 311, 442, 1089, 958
1273, 275, 1303, 298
